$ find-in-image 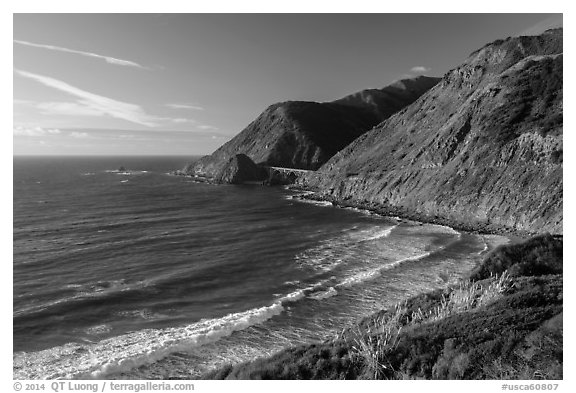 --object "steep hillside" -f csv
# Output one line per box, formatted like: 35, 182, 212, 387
182, 77, 440, 179
300, 29, 563, 235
